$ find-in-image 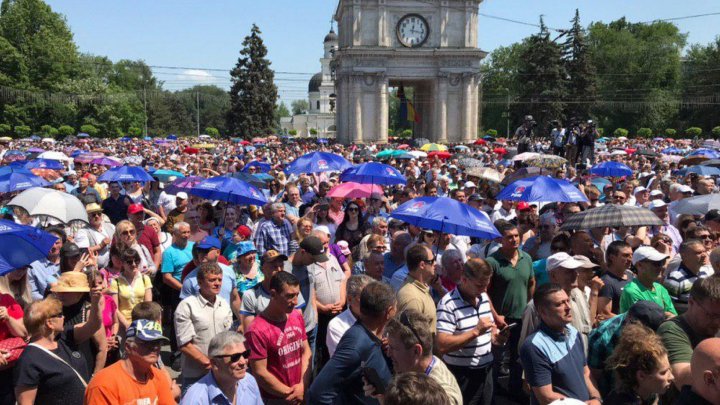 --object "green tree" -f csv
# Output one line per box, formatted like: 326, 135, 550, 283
274, 102, 290, 128
127, 126, 142, 137
80, 124, 98, 137
637, 128, 652, 138
227, 24, 278, 137
686, 127, 702, 138
0, 123, 11, 136
680, 38, 720, 130
291, 100, 308, 115
514, 19, 568, 133
487, 129, 498, 136
713, 127, 720, 138
57, 125, 74, 137
614, 128, 629, 137
481, 42, 529, 135
14, 124, 30, 137
205, 127, 219, 137
665, 128, 677, 138
40, 124, 57, 138
561, 10, 596, 120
